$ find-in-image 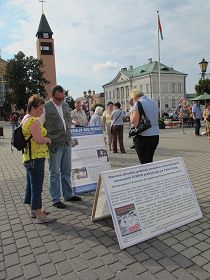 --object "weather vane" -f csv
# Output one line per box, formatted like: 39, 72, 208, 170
39, 0, 46, 14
